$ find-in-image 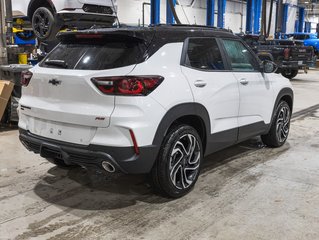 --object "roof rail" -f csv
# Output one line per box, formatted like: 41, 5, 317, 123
150, 24, 233, 33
